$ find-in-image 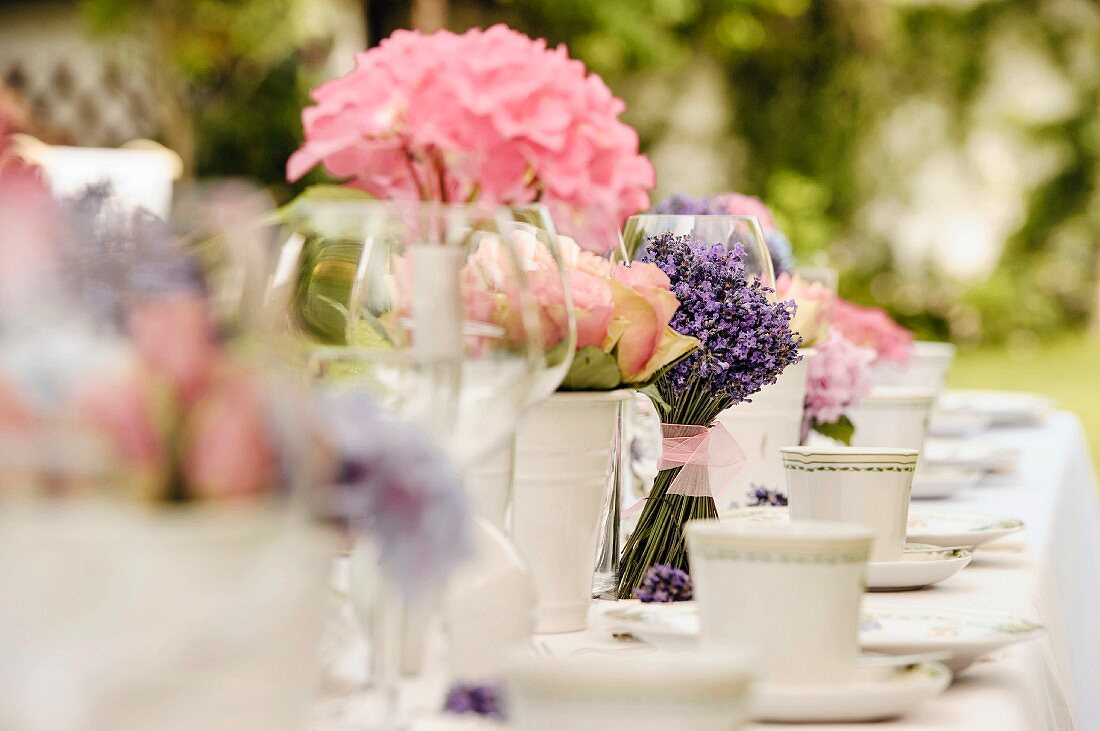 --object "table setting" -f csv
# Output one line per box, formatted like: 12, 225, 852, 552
0, 19, 1098, 731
